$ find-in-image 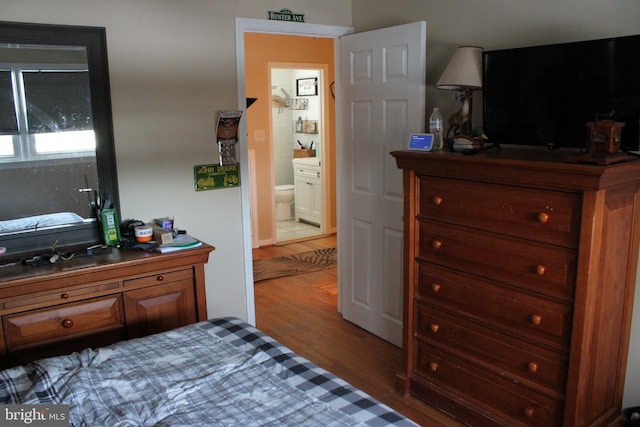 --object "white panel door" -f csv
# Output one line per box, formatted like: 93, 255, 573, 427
338, 22, 426, 346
